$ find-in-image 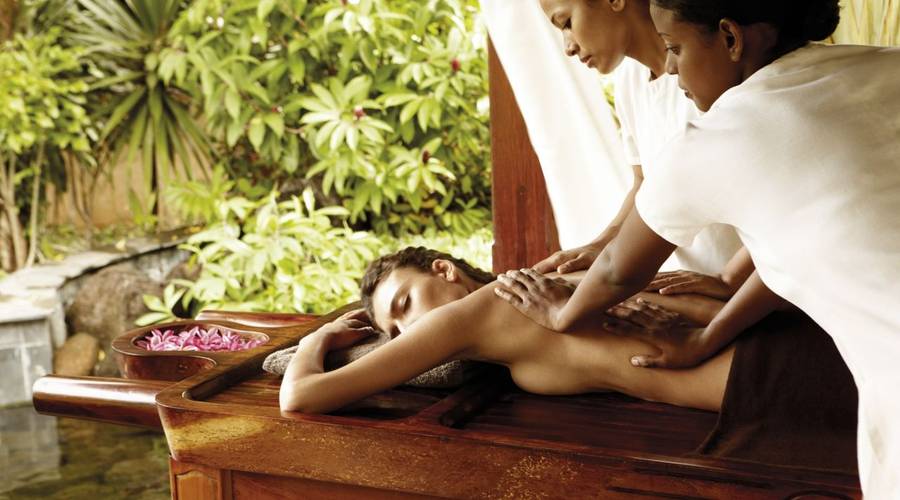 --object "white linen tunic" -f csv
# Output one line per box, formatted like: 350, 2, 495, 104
615, 59, 743, 276
635, 43, 900, 497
